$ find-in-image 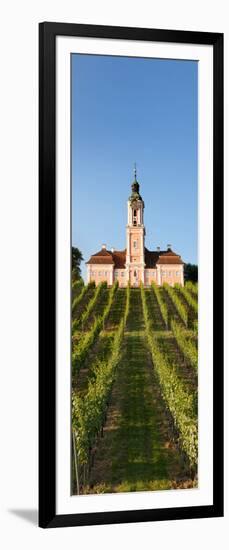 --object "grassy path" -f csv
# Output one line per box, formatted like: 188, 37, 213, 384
86, 289, 192, 494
